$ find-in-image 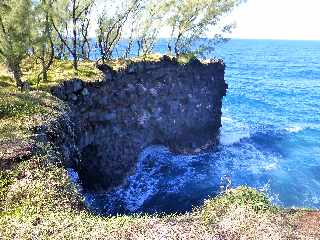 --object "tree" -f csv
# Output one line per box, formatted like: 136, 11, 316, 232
164, 0, 241, 56
79, 5, 92, 60
33, 0, 55, 83
51, 0, 95, 73
96, 0, 141, 63
134, 1, 162, 57
0, 0, 34, 87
